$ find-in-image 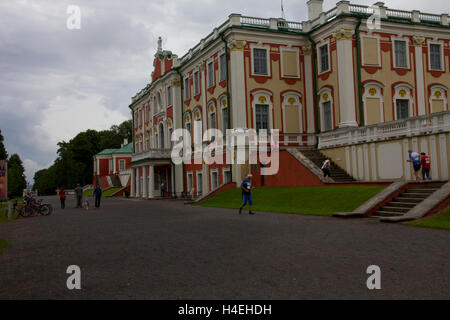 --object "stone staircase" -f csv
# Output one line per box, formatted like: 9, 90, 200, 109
371, 184, 445, 218
301, 150, 356, 183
